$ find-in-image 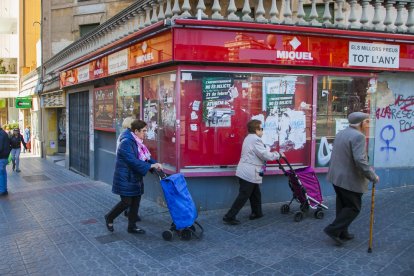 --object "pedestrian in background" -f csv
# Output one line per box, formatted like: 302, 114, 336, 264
104, 119, 162, 234
10, 128, 26, 173
0, 126, 11, 196
223, 119, 283, 225
23, 126, 31, 153
324, 112, 379, 246
116, 117, 134, 151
